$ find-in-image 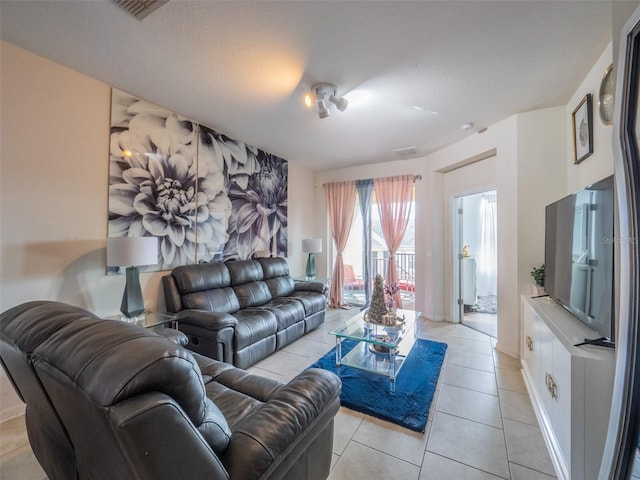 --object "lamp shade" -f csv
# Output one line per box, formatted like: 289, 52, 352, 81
302, 238, 322, 254
107, 237, 158, 267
